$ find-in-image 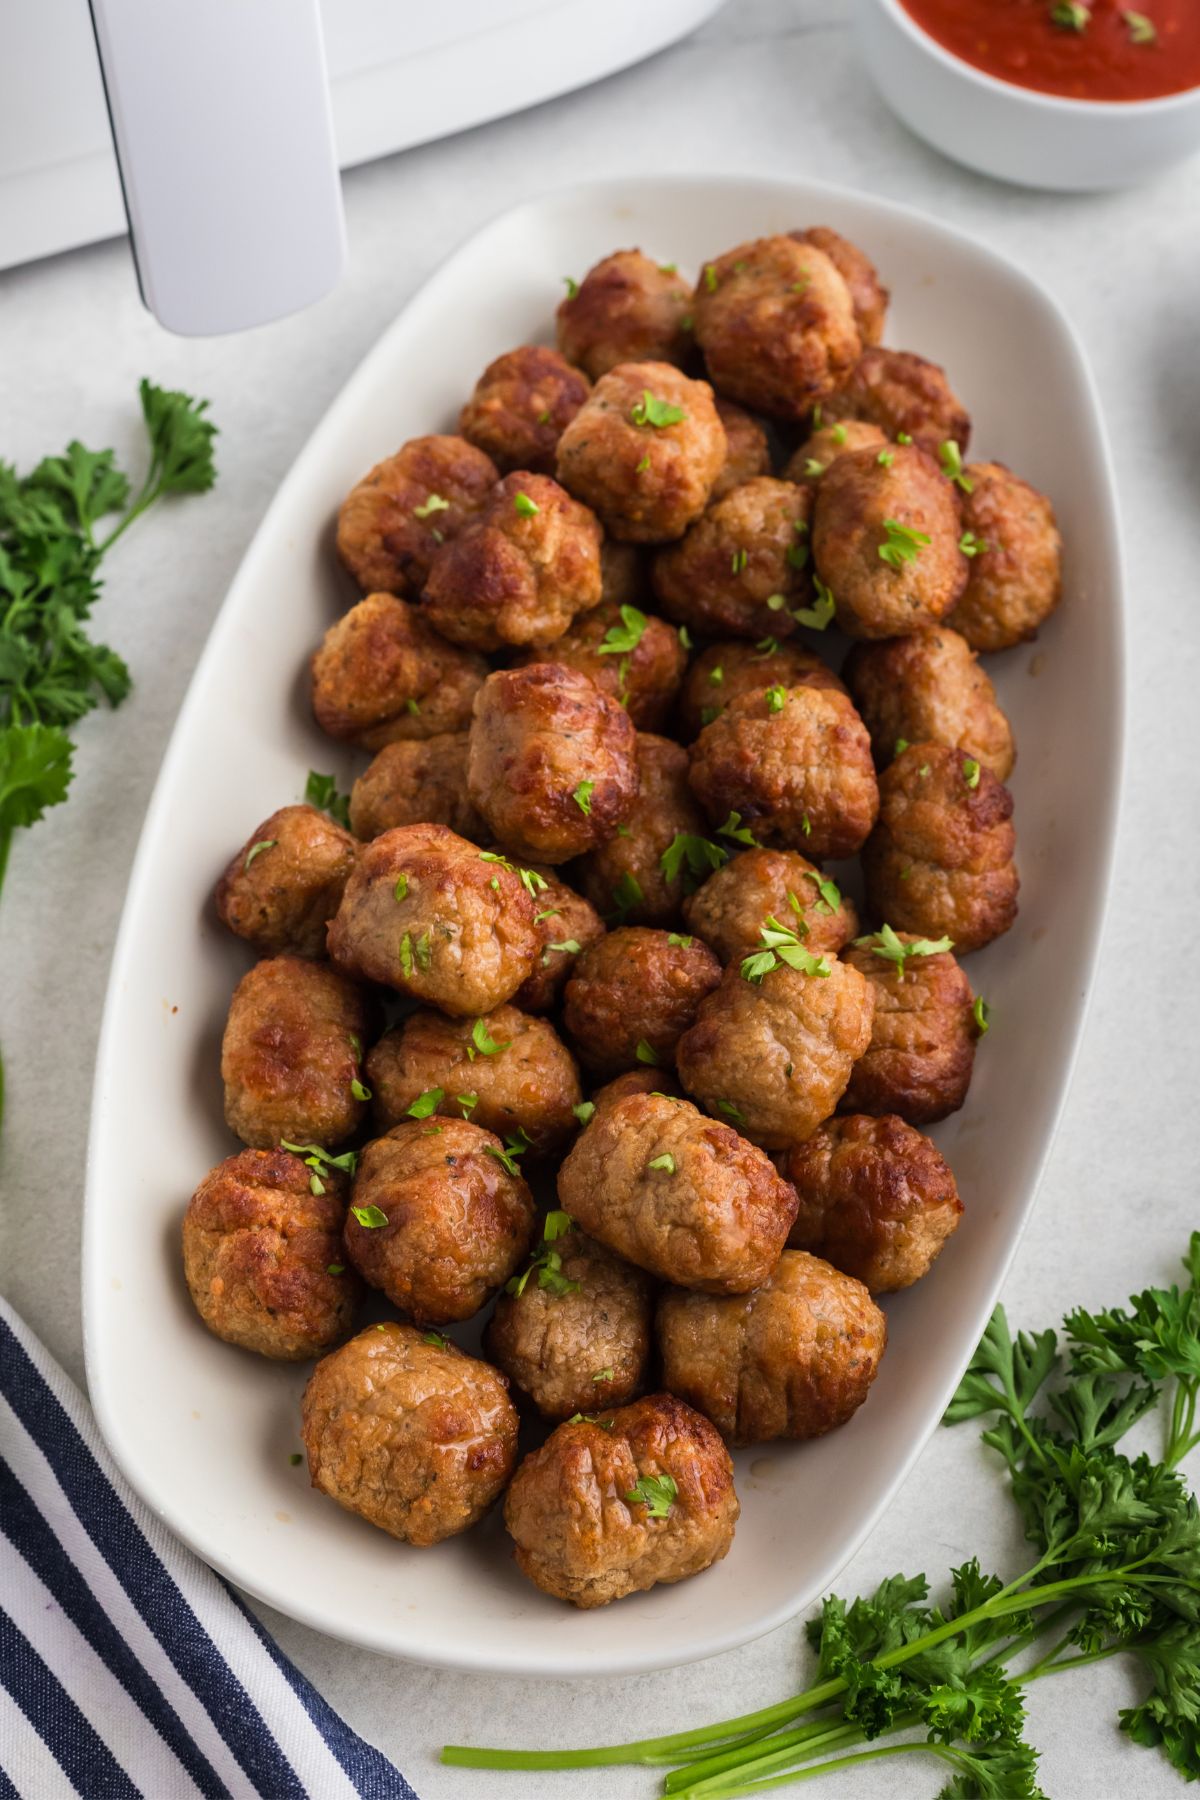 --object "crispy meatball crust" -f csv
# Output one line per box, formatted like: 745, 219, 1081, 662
327, 823, 539, 1014
688, 684, 879, 861
678, 639, 845, 740
711, 397, 773, 502
459, 345, 591, 474
335, 435, 498, 597
656, 1251, 886, 1445
301, 1322, 518, 1546
347, 733, 485, 842
844, 628, 1015, 781
823, 349, 971, 457
652, 477, 814, 642
780, 1114, 962, 1292
512, 599, 687, 731
310, 593, 487, 750
782, 420, 888, 486
512, 866, 606, 1014
556, 362, 726, 544
792, 227, 889, 347
946, 462, 1063, 653
578, 734, 709, 927
682, 847, 859, 964
562, 928, 723, 1077
556, 250, 693, 380
841, 936, 978, 1123
215, 804, 358, 959
182, 1148, 361, 1359
863, 743, 1019, 954
221, 956, 368, 1149
676, 959, 875, 1151
466, 664, 638, 863
557, 1092, 797, 1292
343, 1119, 536, 1324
